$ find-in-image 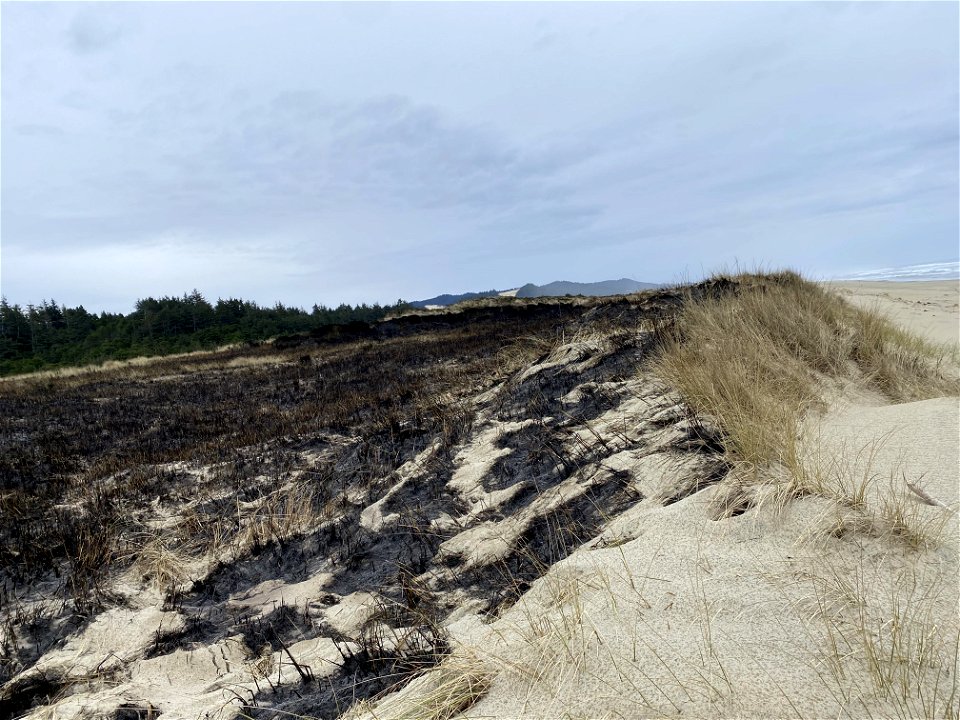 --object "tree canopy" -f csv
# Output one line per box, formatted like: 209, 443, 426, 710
0, 291, 405, 376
